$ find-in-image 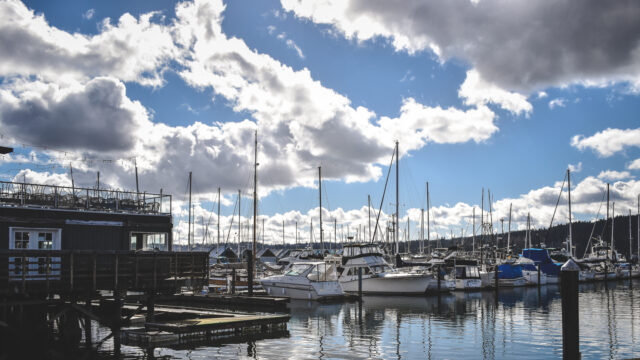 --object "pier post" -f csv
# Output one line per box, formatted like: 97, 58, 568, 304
537, 265, 541, 287
561, 259, 580, 360
247, 251, 254, 296
437, 266, 441, 292
146, 294, 155, 322
113, 290, 122, 357
231, 268, 236, 295
358, 267, 363, 299
84, 296, 92, 347
494, 265, 499, 291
